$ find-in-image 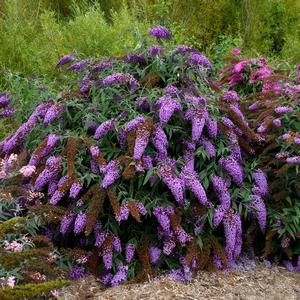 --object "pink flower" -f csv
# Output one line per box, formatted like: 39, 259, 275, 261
50, 289, 61, 298
231, 48, 241, 55
234, 61, 249, 73
4, 241, 23, 252
30, 272, 46, 281
20, 165, 36, 177
0, 170, 6, 178
6, 276, 15, 288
